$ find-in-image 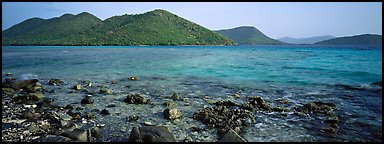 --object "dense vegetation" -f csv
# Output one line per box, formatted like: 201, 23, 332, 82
314, 34, 382, 45
214, 26, 285, 45
2, 9, 235, 46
